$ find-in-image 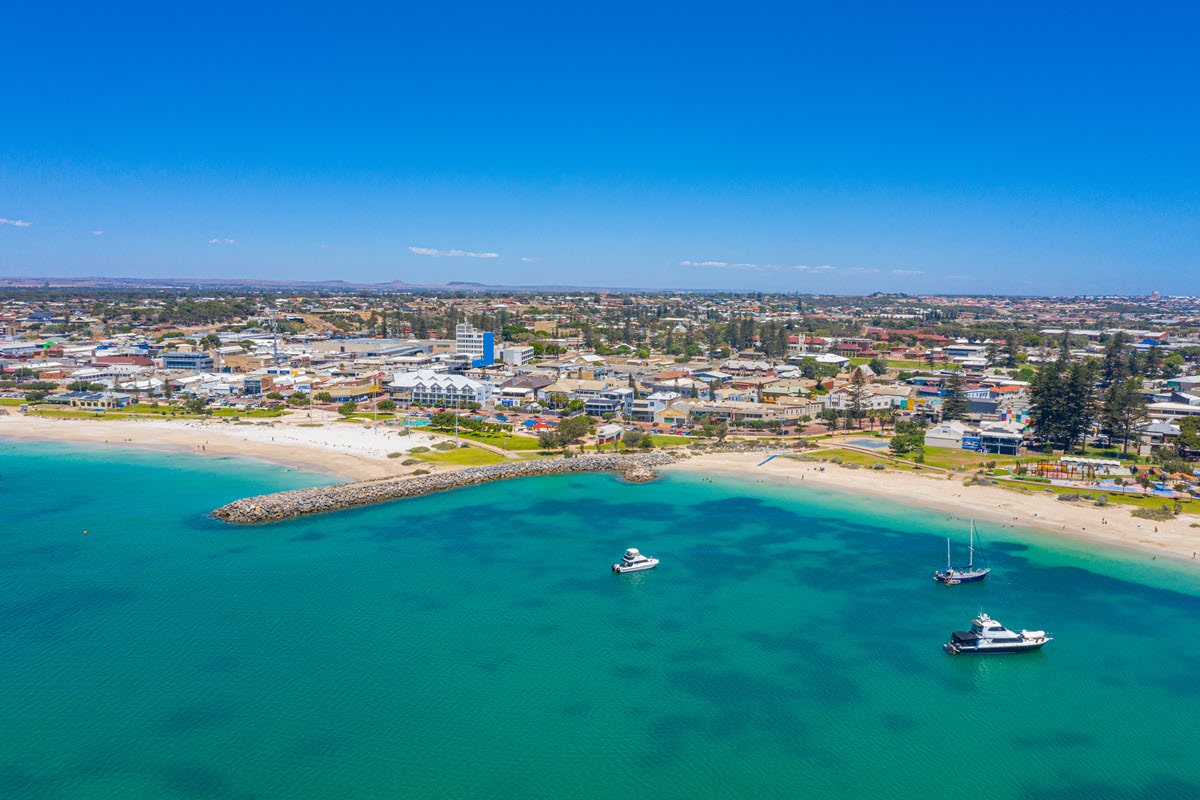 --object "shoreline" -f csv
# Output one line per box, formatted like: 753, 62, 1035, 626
0, 413, 443, 481
6, 414, 1200, 562
667, 453, 1200, 564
